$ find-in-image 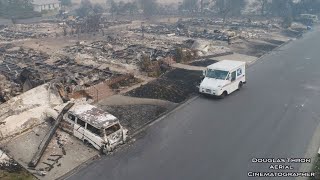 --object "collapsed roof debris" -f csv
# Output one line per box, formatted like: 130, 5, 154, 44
0, 23, 62, 41
64, 40, 174, 65
0, 45, 137, 104
131, 24, 230, 41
